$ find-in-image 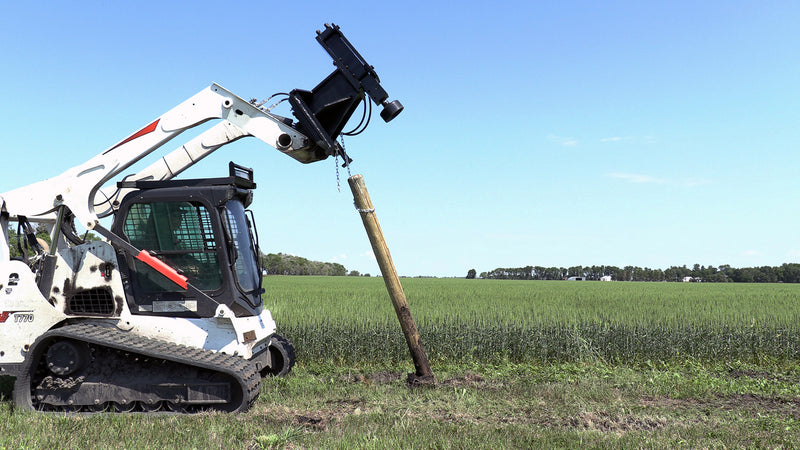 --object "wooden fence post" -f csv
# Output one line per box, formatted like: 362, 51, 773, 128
348, 174, 434, 385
